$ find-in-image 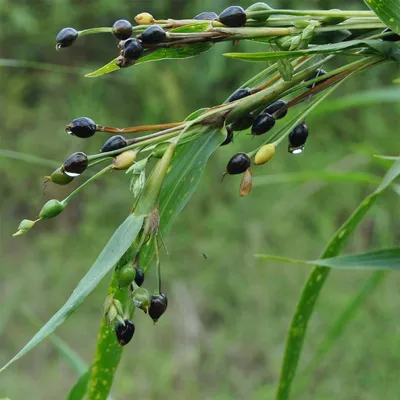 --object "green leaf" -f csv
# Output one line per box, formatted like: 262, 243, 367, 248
364, 0, 400, 35
66, 369, 91, 400
274, 159, 400, 400
184, 108, 210, 121
85, 58, 120, 78
0, 213, 145, 374
224, 40, 400, 62
0, 149, 60, 169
